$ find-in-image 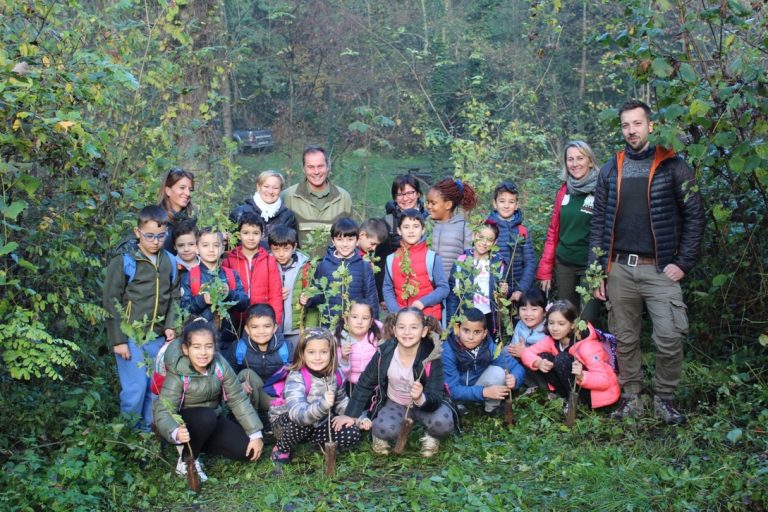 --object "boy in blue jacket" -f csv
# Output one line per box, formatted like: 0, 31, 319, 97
180, 227, 249, 351
225, 303, 293, 417
442, 307, 525, 414
299, 217, 378, 328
